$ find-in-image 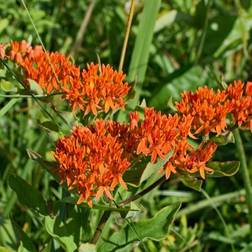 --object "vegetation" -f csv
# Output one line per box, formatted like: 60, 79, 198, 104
1, 0, 252, 251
